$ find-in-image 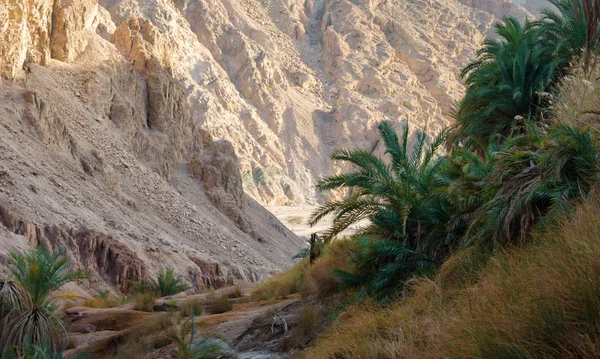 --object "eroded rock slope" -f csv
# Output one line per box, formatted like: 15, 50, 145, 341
0, 0, 532, 290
